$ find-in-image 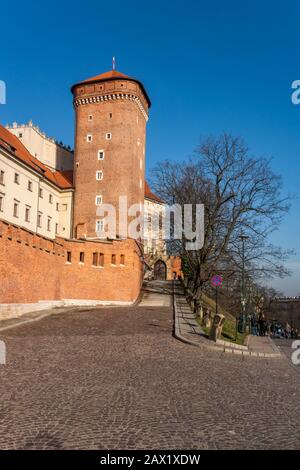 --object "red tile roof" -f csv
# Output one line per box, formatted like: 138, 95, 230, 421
144, 181, 164, 204
0, 124, 73, 190
71, 69, 151, 107
82, 70, 130, 82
